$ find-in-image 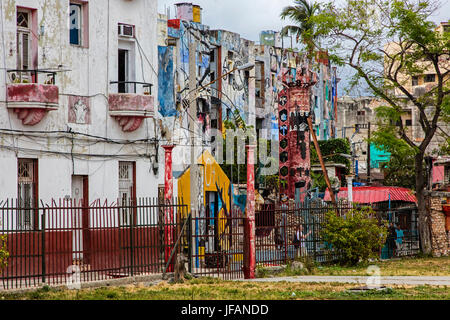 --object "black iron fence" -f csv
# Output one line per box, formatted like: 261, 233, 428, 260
255, 202, 420, 267
190, 206, 245, 280
0, 198, 188, 290
0, 198, 420, 289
